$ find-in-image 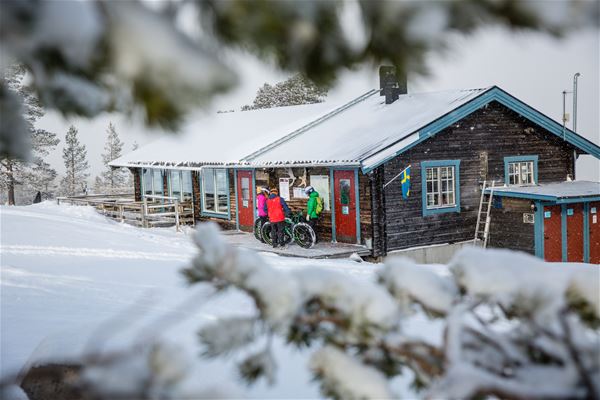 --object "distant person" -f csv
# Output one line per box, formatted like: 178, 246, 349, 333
266, 188, 290, 248
256, 186, 269, 227
304, 185, 322, 243
33, 191, 42, 204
